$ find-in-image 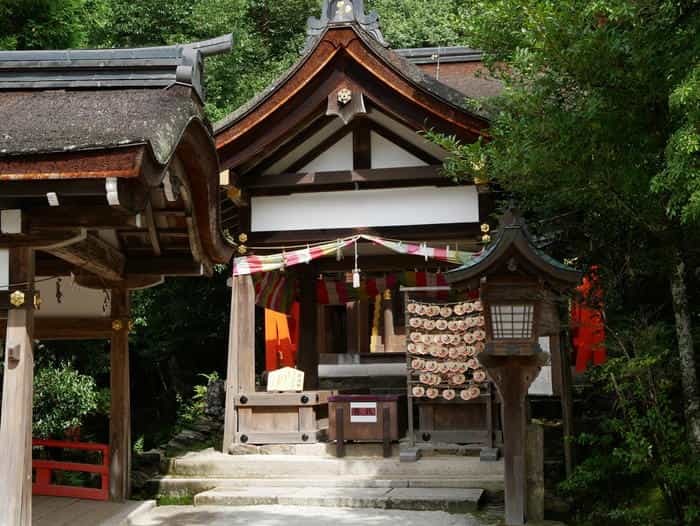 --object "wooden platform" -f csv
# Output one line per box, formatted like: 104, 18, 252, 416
33, 496, 155, 526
